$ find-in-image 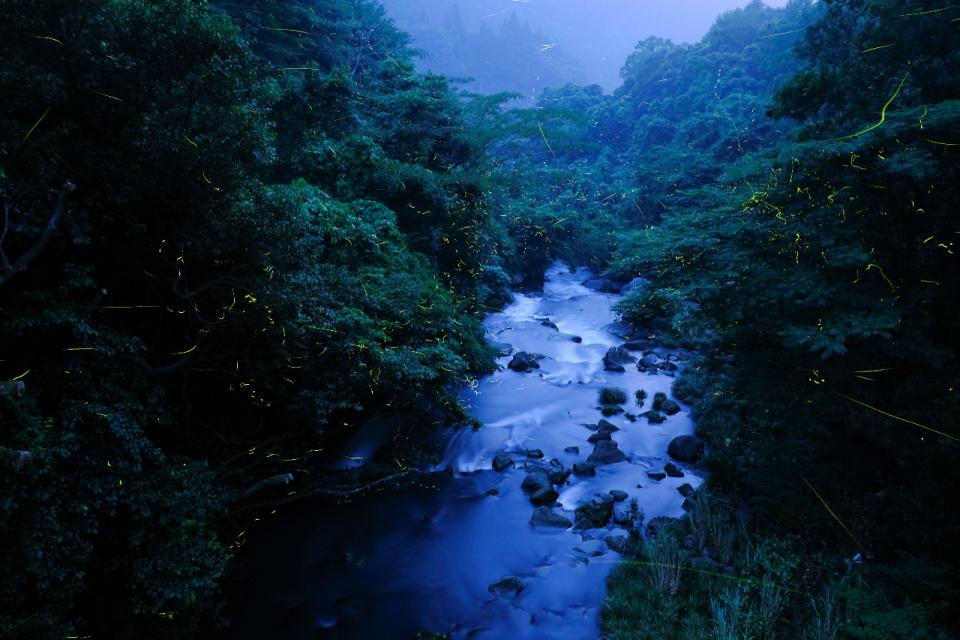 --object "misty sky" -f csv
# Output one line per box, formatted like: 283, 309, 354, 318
381, 0, 793, 92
